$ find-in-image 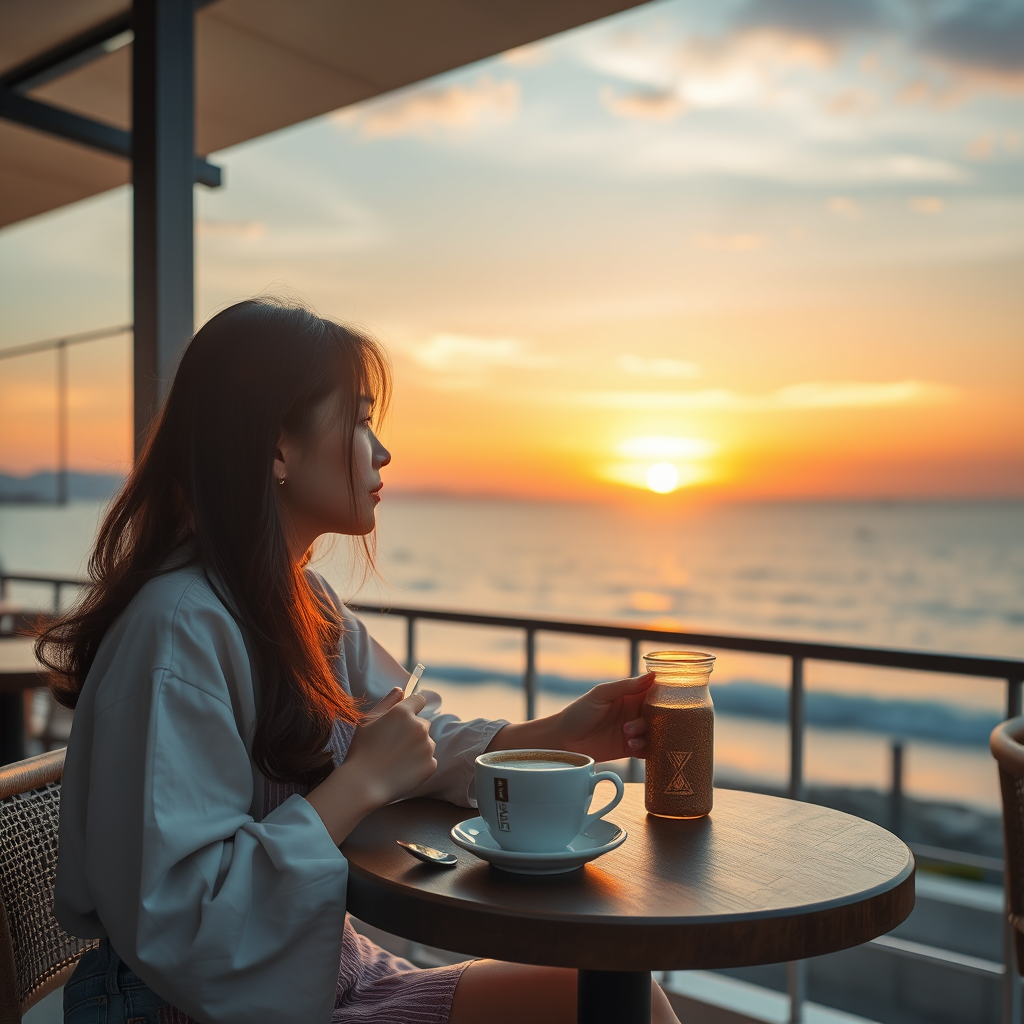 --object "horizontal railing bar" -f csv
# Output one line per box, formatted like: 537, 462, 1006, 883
0, 324, 132, 361
1, 576, 1020, 679
870, 935, 1004, 978
0, 574, 86, 586
911, 843, 1004, 874
351, 603, 1024, 680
